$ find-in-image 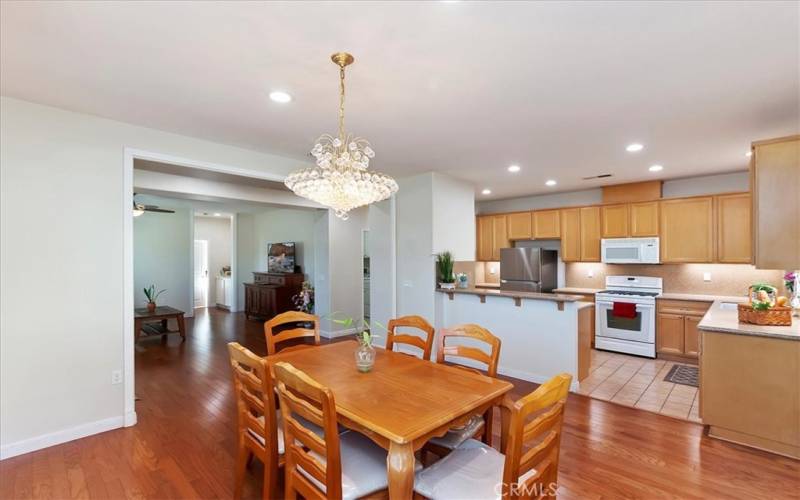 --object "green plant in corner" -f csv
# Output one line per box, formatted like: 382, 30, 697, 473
436, 251, 455, 284
143, 284, 166, 305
